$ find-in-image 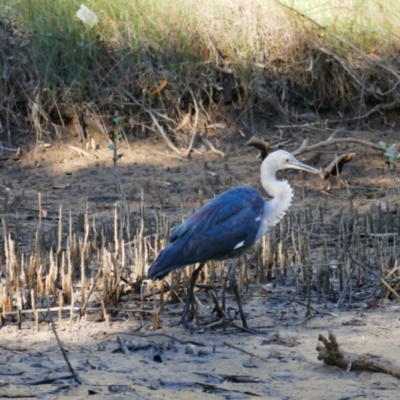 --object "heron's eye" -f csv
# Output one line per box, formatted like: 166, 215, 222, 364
285, 158, 290, 162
